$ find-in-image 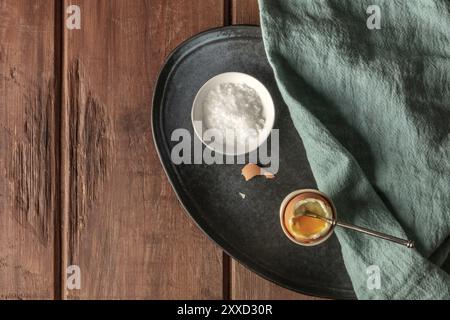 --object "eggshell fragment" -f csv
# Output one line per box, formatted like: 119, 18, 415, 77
262, 169, 275, 179
241, 163, 275, 181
